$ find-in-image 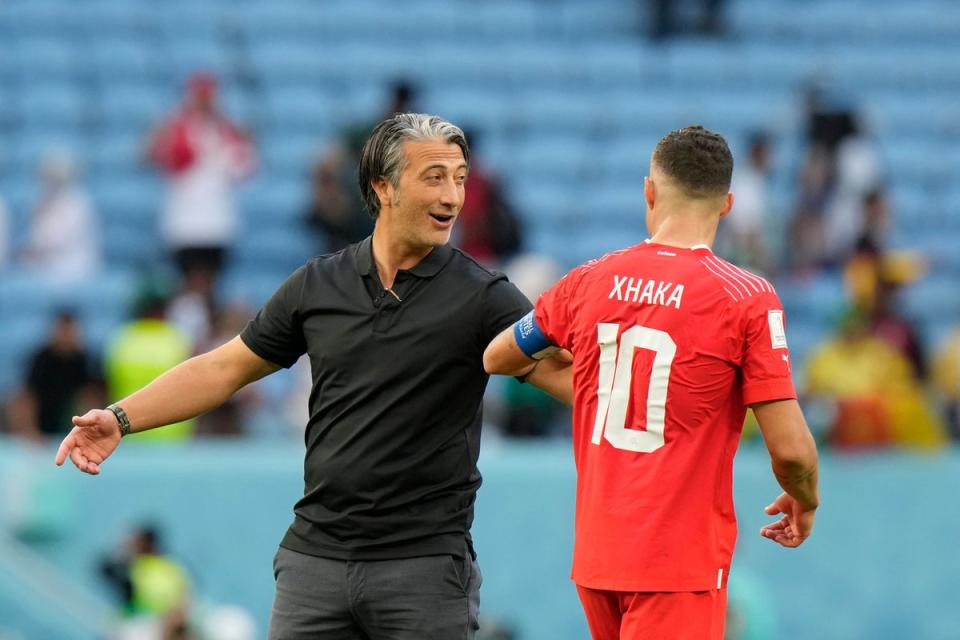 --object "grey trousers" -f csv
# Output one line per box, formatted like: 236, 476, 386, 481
268, 546, 482, 640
